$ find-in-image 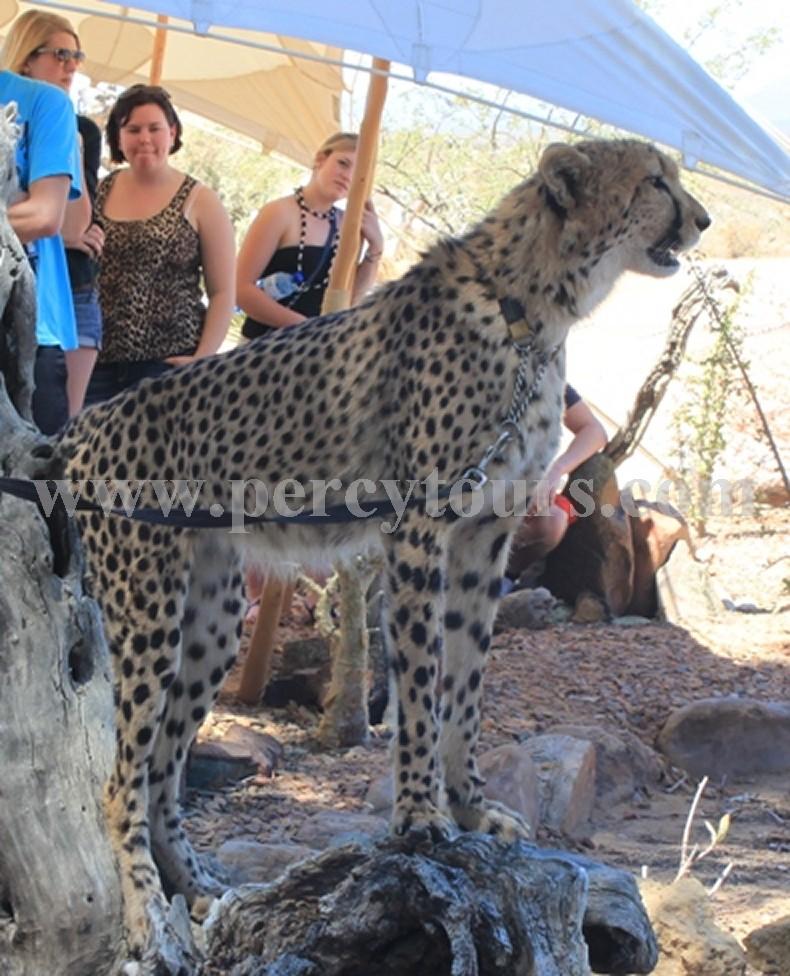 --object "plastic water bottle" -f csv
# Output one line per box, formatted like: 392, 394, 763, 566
257, 270, 304, 300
